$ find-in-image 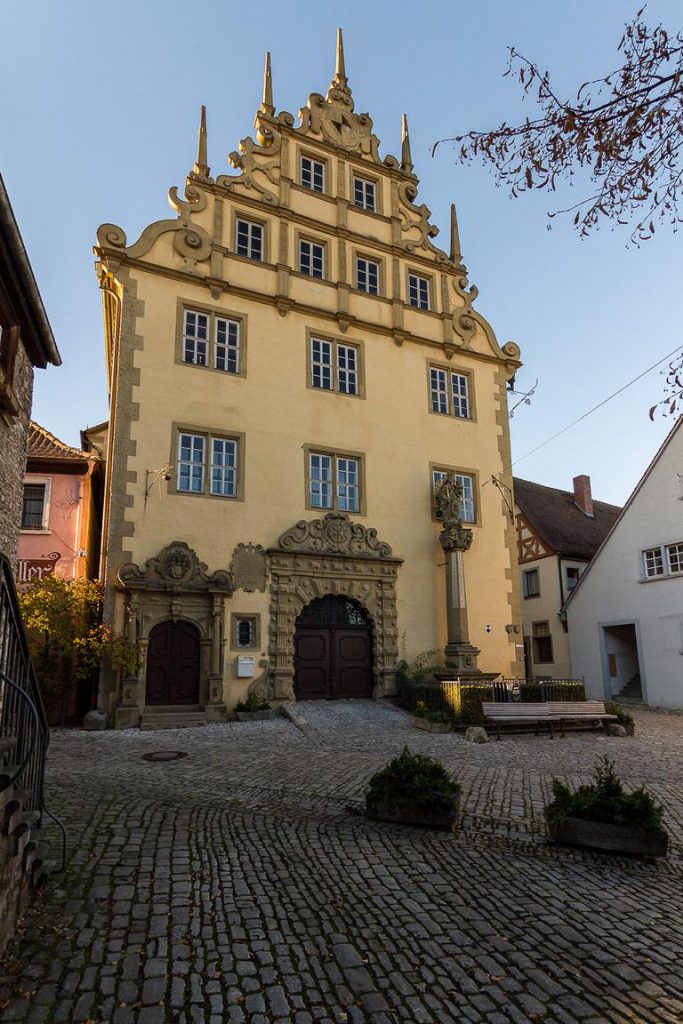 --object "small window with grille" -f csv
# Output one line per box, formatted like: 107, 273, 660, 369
231, 614, 259, 650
